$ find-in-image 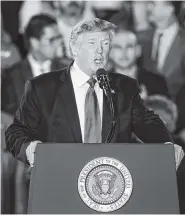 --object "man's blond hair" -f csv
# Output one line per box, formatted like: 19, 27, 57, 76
69, 18, 117, 57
